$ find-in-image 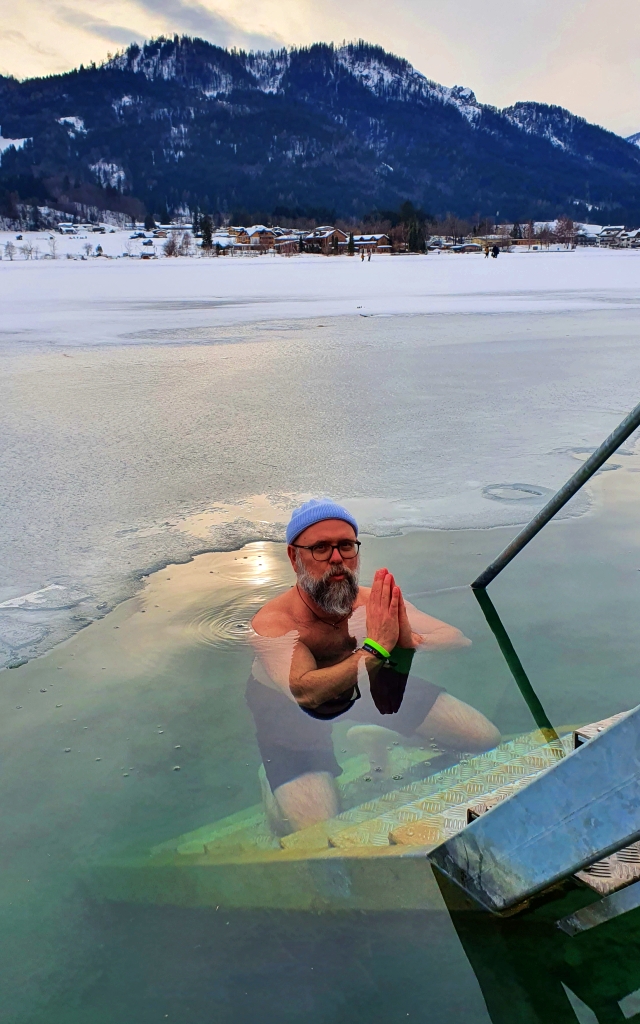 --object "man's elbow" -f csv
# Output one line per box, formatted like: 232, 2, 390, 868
289, 680, 318, 708
428, 627, 471, 649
